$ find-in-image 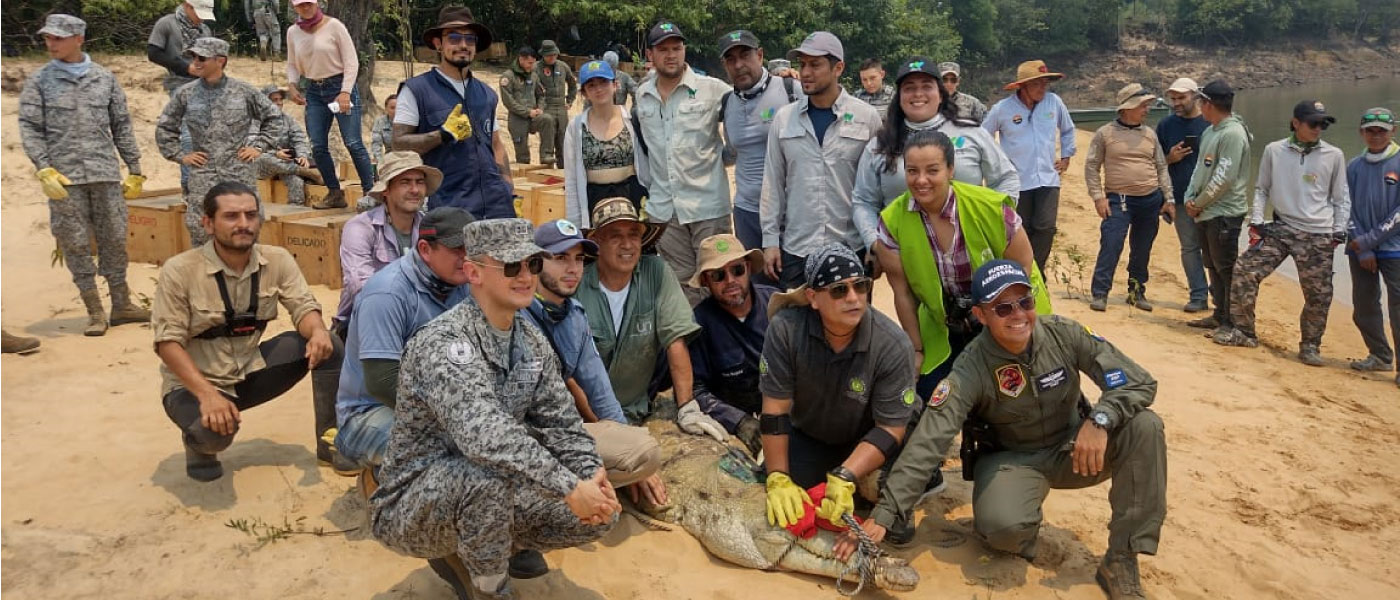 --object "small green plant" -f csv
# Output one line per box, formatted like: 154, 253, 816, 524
225, 515, 357, 550
1051, 244, 1089, 299
1126, 277, 1142, 318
